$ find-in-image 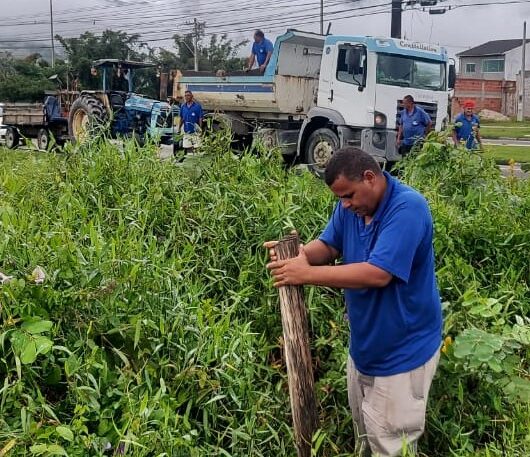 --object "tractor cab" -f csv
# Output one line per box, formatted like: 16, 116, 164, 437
68, 59, 178, 145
